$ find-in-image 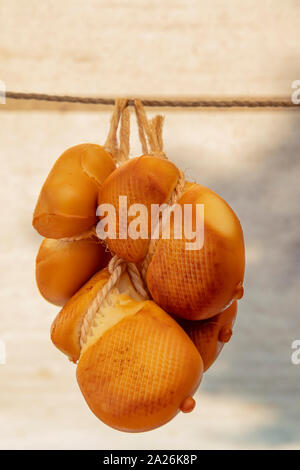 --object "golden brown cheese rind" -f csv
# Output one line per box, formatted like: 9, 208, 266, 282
181, 301, 237, 371
33, 144, 116, 238
51, 269, 110, 362
77, 301, 203, 432
36, 238, 110, 306
97, 155, 180, 262
146, 184, 245, 320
